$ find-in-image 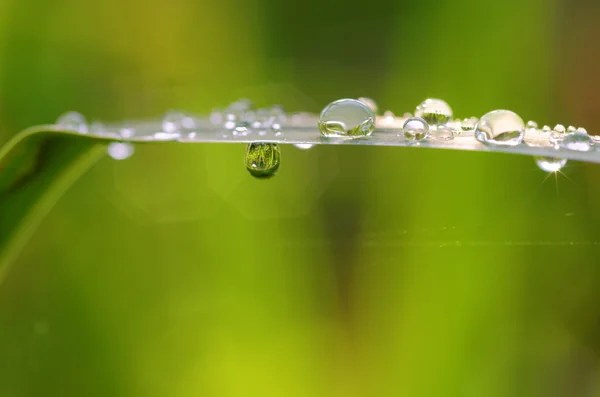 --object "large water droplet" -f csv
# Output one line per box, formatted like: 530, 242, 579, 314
414, 99, 453, 126
56, 111, 88, 133
560, 131, 593, 152
475, 110, 525, 146
245, 143, 281, 179
402, 117, 429, 141
535, 156, 567, 172
108, 142, 134, 160
319, 99, 375, 138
